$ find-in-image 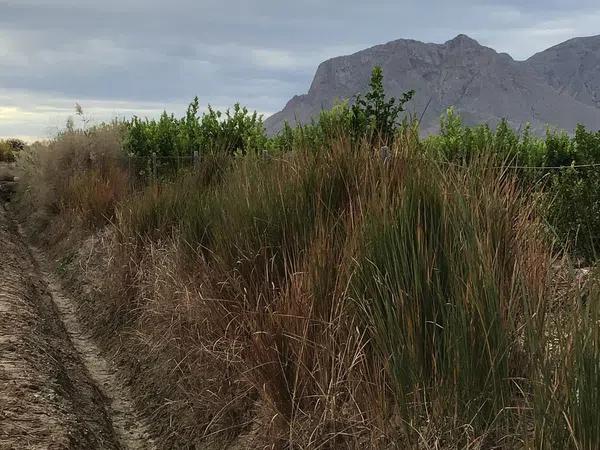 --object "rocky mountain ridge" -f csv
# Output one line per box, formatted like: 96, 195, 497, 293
265, 34, 600, 135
